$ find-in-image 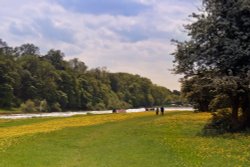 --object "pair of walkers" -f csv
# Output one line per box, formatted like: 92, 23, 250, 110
155, 107, 164, 115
